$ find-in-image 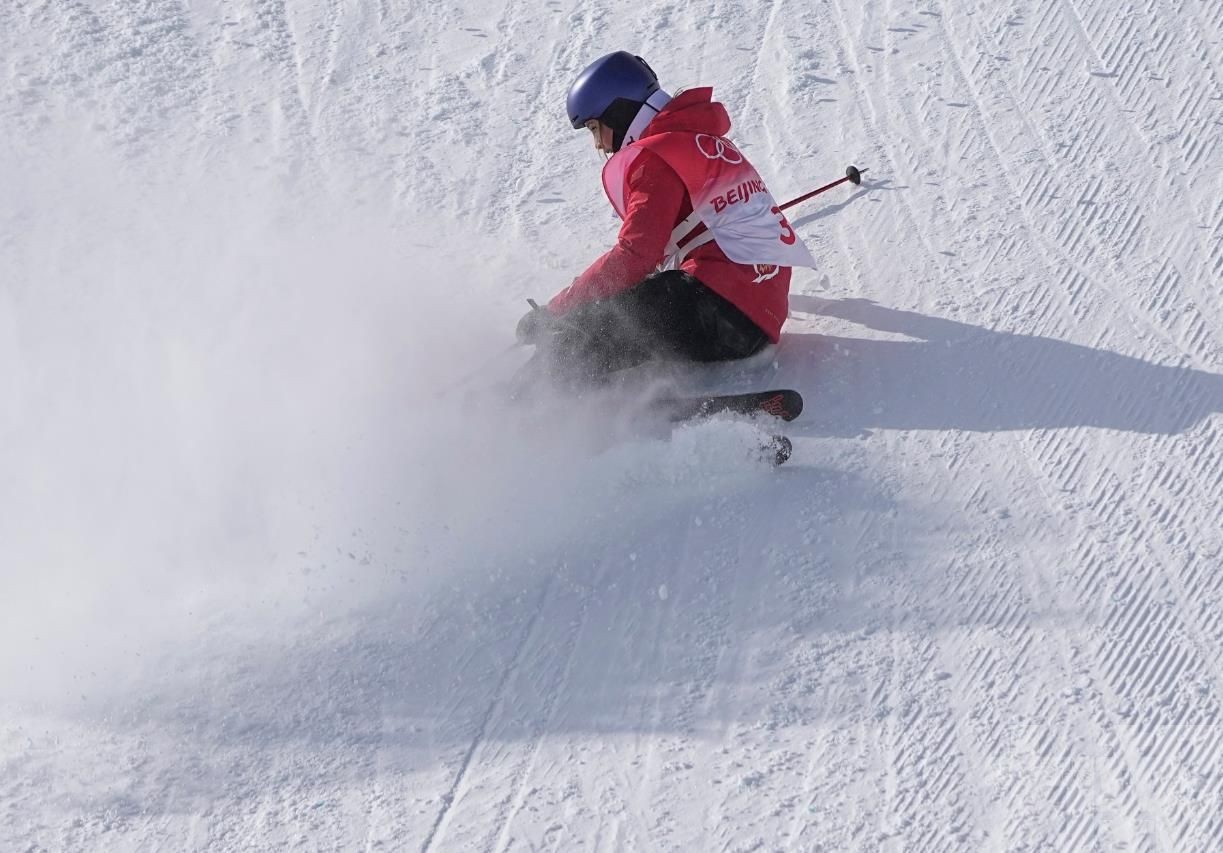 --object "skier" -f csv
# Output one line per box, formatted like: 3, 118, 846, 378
515, 51, 816, 389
